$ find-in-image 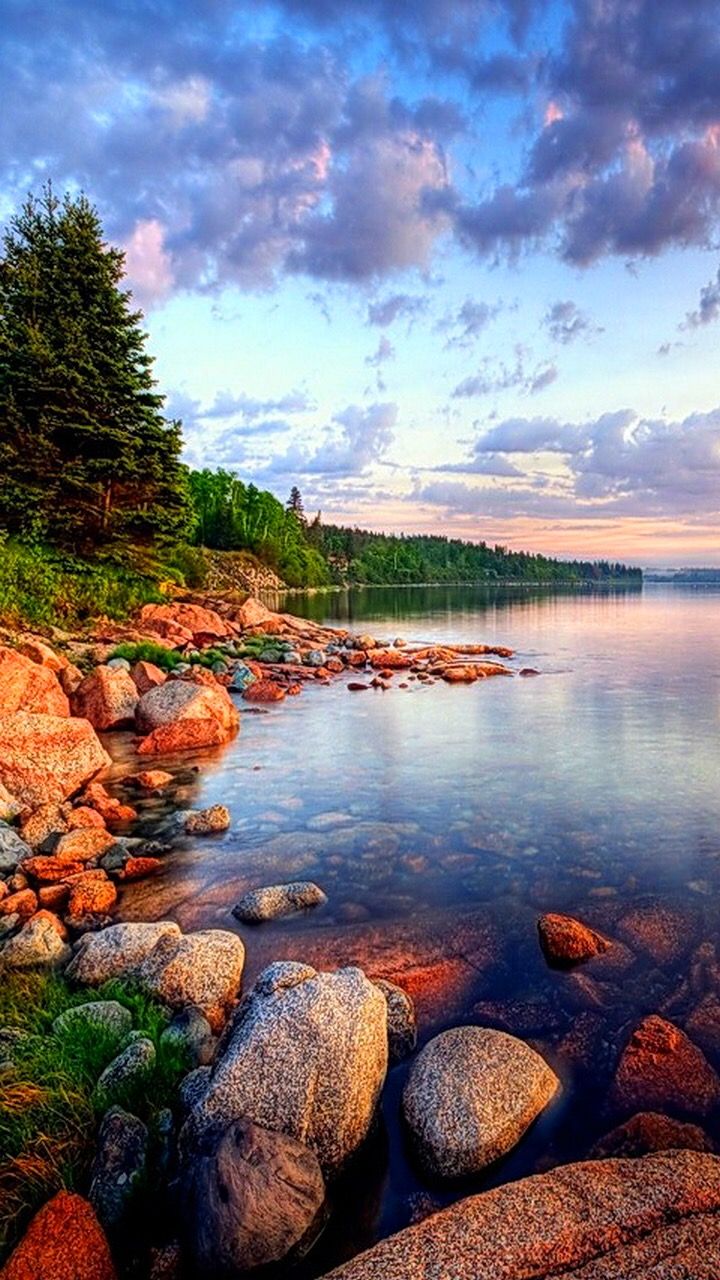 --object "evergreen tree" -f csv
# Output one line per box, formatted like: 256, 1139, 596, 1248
286, 485, 306, 525
0, 184, 188, 552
